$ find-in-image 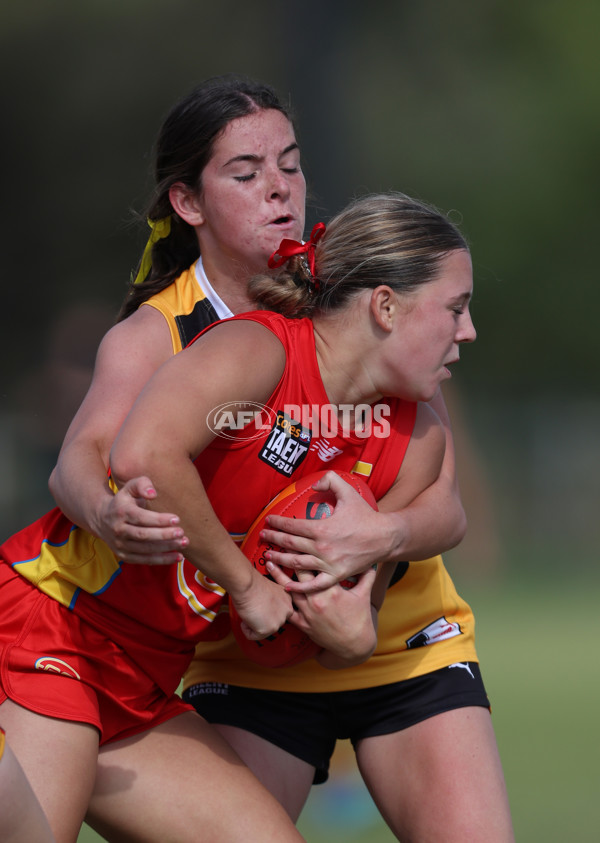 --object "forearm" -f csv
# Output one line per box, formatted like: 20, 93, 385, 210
110, 446, 252, 596
111, 445, 296, 639
378, 474, 467, 562
49, 442, 114, 535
